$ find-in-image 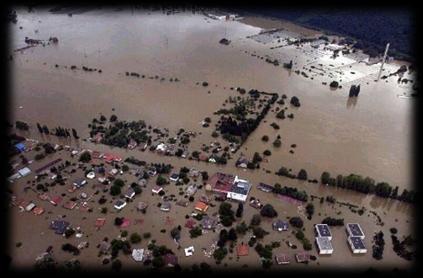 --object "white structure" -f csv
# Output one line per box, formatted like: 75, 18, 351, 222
124, 188, 135, 199
132, 249, 144, 262
114, 200, 127, 210
18, 167, 31, 177
346, 223, 365, 239
25, 202, 36, 212
152, 186, 163, 194
226, 176, 252, 202
347, 236, 367, 254
156, 143, 167, 153
184, 246, 195, 257
315, 237, 334, 255
377, 42, 390, 81
86, 171, 96, 179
